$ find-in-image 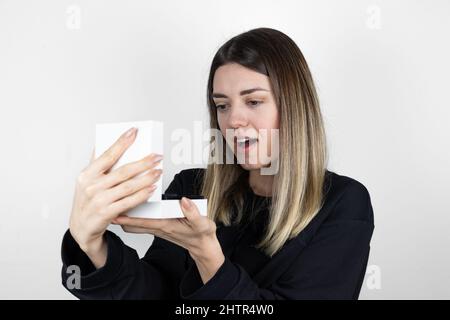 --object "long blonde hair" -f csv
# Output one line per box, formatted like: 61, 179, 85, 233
200, 28, 328, 257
